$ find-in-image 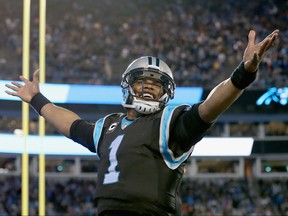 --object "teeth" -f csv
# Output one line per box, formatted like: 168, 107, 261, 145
143, 93, 154, 99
